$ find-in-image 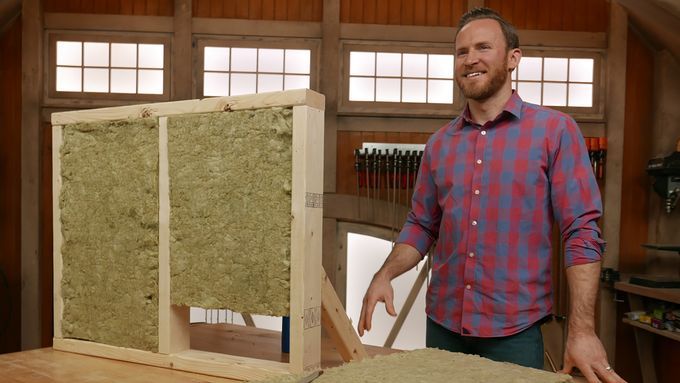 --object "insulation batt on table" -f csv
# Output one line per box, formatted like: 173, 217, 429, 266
168, 108, 293, 316
59, 118, 159, 352
251, 348, 573, 383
